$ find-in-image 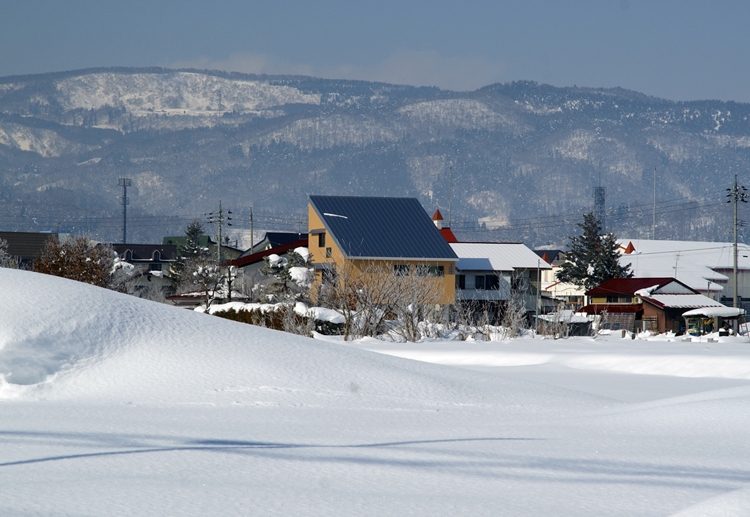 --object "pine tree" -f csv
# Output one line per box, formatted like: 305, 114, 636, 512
0, 238, 19, 269
557, 212, 632, 290
259, 250, 310, 300
170, 220, 207, 284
